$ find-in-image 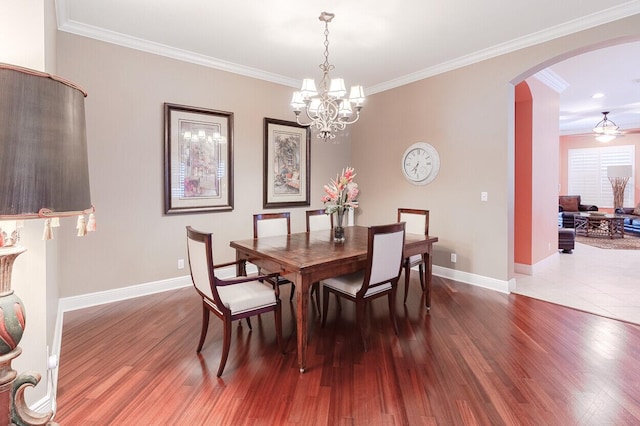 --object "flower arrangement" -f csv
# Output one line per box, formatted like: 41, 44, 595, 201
321, 167, 359, 216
